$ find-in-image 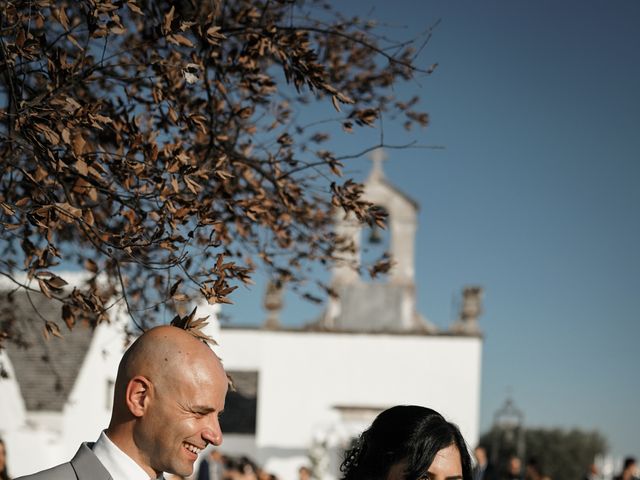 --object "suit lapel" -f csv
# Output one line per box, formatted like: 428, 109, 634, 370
69, 443, 113, 480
